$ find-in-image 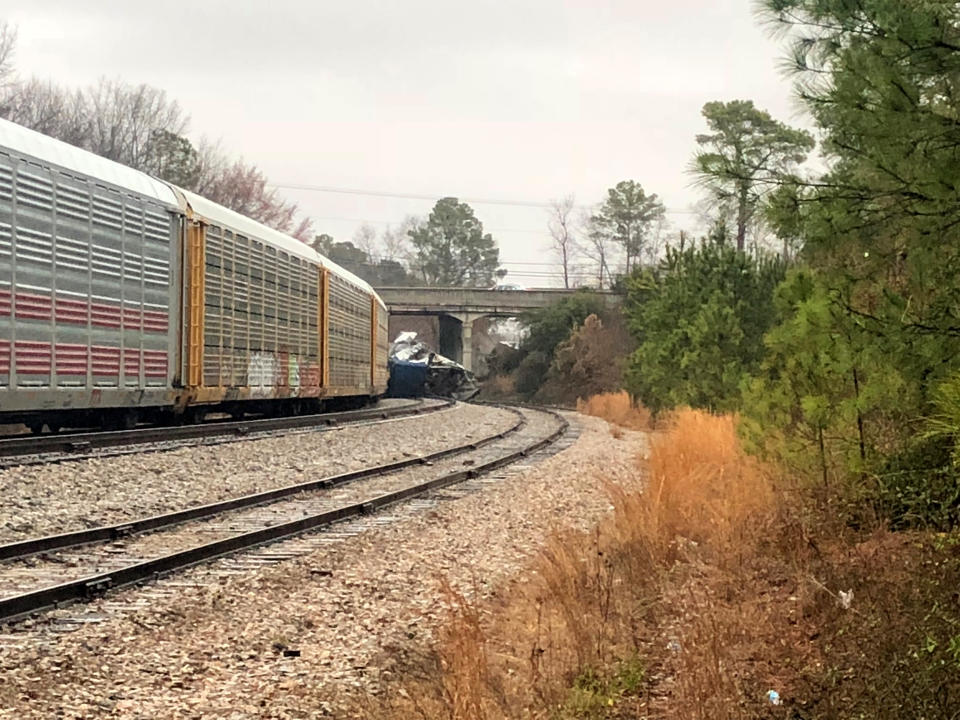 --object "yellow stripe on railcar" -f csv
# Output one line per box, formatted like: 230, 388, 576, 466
186, 221, 206, 389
